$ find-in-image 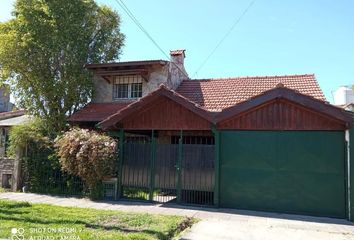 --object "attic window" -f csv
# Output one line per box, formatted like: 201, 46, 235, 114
113, 75, 142, 100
